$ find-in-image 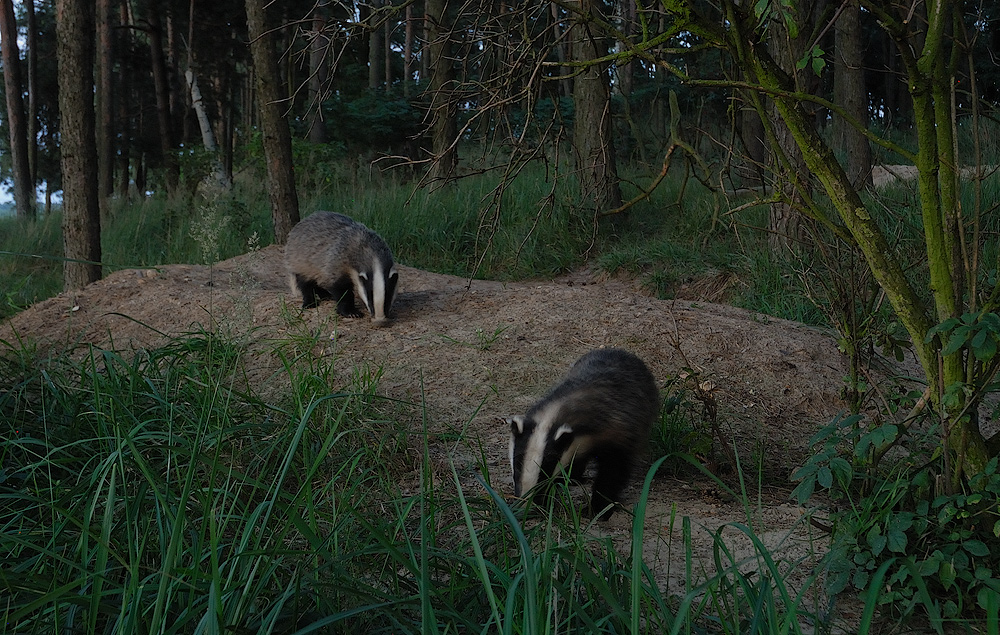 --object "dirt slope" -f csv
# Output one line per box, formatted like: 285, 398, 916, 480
2, 244, 851, 599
